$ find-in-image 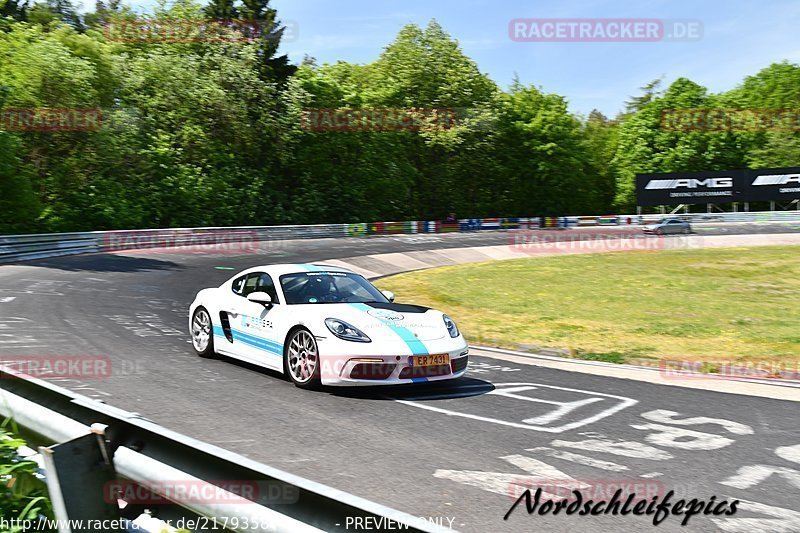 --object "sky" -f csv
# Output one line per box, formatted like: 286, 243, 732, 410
89, 0, 800, 117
